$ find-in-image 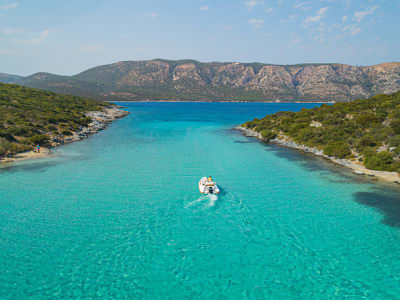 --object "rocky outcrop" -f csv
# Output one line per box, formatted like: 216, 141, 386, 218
246, 65, 295, 98
173, 63, 206, 87
117, 61, 170, 86
49, 107, 129, 146
212, 63, 255, 87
